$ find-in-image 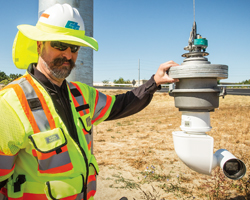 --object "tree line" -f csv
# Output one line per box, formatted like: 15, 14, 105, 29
239, 79, 250, 84
0, 71, 23, 85
102, 77, 132, 85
